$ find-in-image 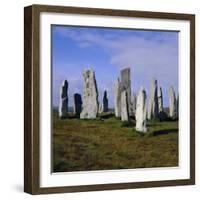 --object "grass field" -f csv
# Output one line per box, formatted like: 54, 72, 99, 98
53, 111, 178, 172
